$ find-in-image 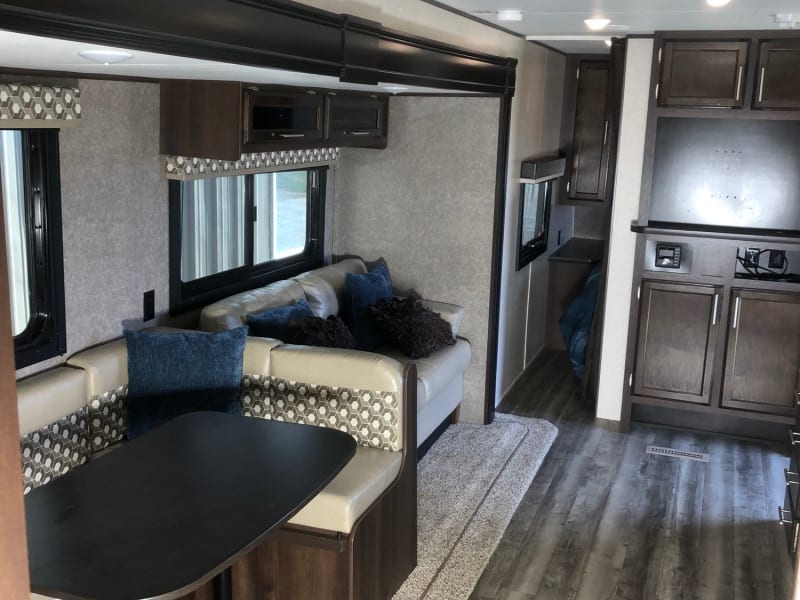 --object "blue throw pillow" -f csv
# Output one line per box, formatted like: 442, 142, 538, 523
124, 327, 247, 439
246, 298, 313, 340
344, 263, 393, 351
